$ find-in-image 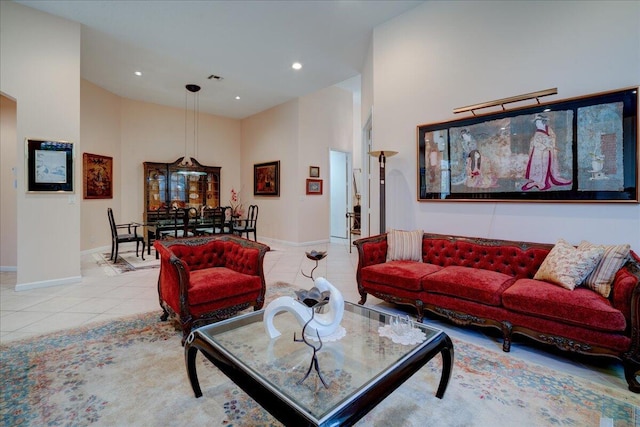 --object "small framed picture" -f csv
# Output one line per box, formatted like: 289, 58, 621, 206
306, 179, 323, 195
309, 166, 320, 178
